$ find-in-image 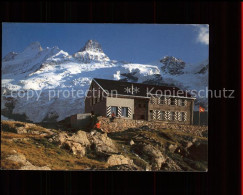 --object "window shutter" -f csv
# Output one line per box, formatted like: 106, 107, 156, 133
106, 106, 111, 117
128, 107, 132, 118
118, 107, 122, 117
167, 111, 171, 120
175, 111, 178, 121
184, 100, 187, 106
167, 98, 171, 105
157, 110, 161, 120
178, 112, 182, 121
158, 97, 161, 104
165, 111, 168, 120
152, 110, 156, 120
152, 96, 156, 104
183, 112, 187, 121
